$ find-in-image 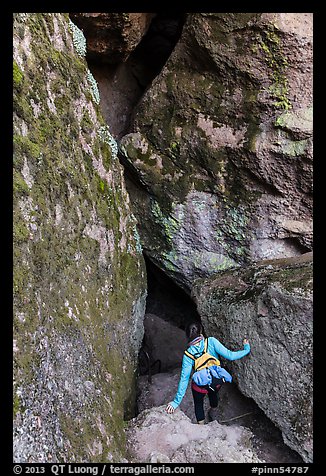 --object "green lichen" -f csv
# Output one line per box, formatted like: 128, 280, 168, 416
162, 250, 178, 272
150, 199, 180, 247
269, 84, 292, 111
13, 135, 41, 162
98, 179, 107, 194
169, 141, 180, 159
13, 219, 30, 243
132, 225, 143, 254
13, 60, 24, 88
215, 257, 237, 271
69, 18, 87, 58
13, 263, 29, 294
86, 70, 100, 105
283, 138, 309, 157
242, 88, 261, 152
13, 392, 25, 418
80, 110, 93, 134
98, 125, 118, 159
215, 204, 251, 264
274, 107, 313, 134
257, 25, 292, 110
13, 170, 30, 198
